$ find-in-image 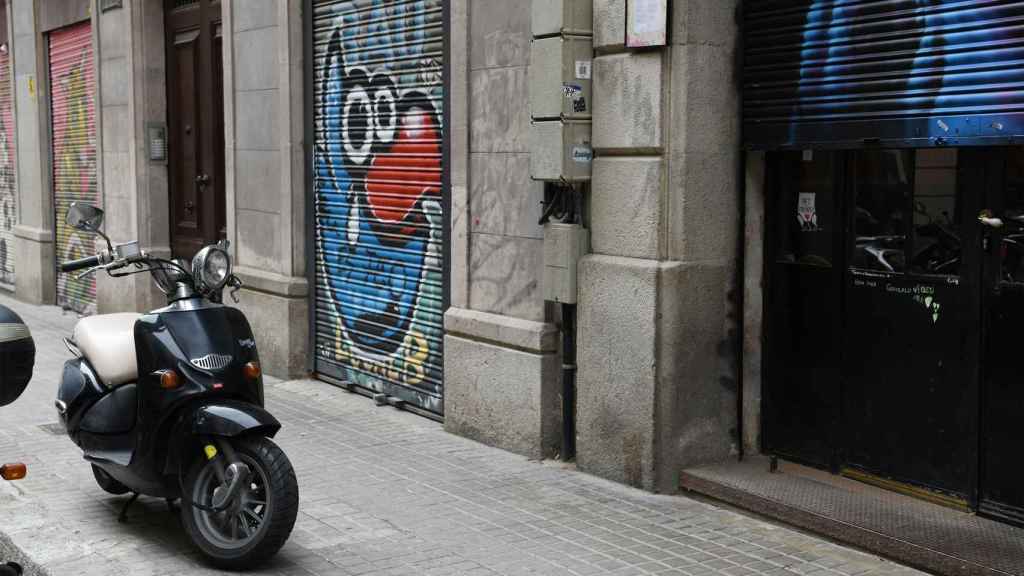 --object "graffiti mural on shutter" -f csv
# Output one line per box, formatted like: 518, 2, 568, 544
49, 22, 97, 314
0, 25, 16, 288
312, 0, 445, 414
744, 1, 1024, 148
